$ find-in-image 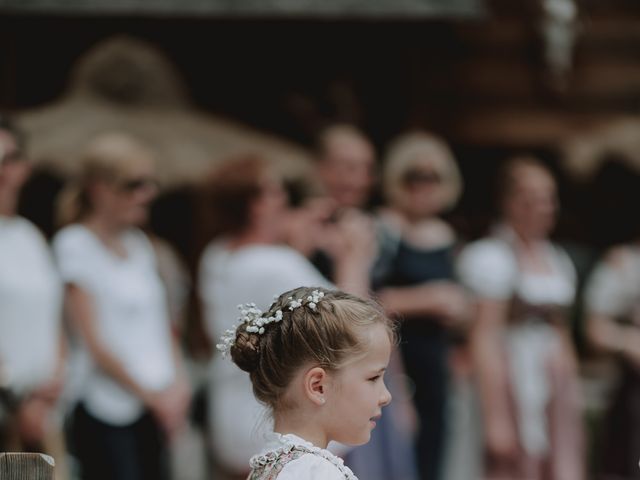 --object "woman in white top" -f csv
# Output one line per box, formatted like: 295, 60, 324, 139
53, 133, 190, 480
457, 157, 584, 480
0, 116, 65, 452
197, 154, 373, 479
